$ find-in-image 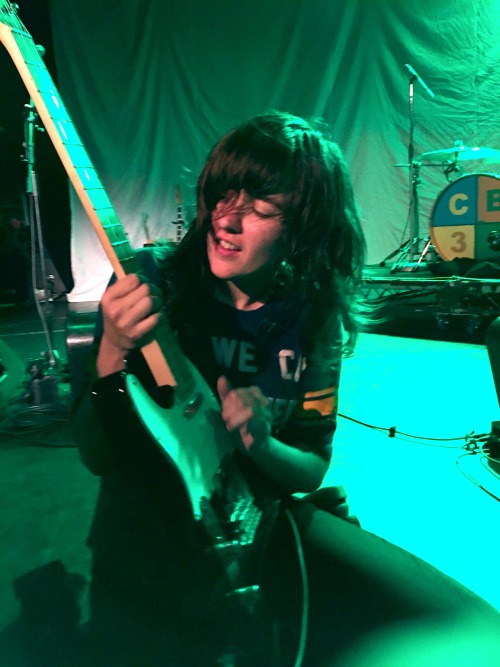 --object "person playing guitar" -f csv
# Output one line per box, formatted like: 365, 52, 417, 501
1, 4, 499, 663
73, 112, 500, 666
